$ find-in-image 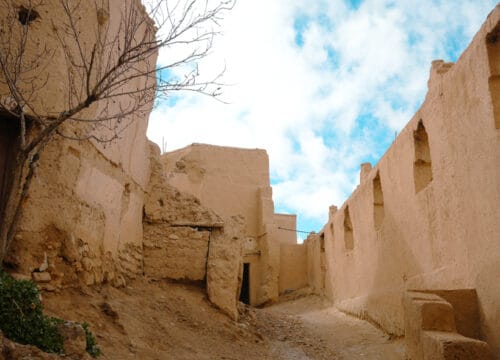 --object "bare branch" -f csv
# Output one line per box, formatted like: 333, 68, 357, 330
0, 0, 235, 261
